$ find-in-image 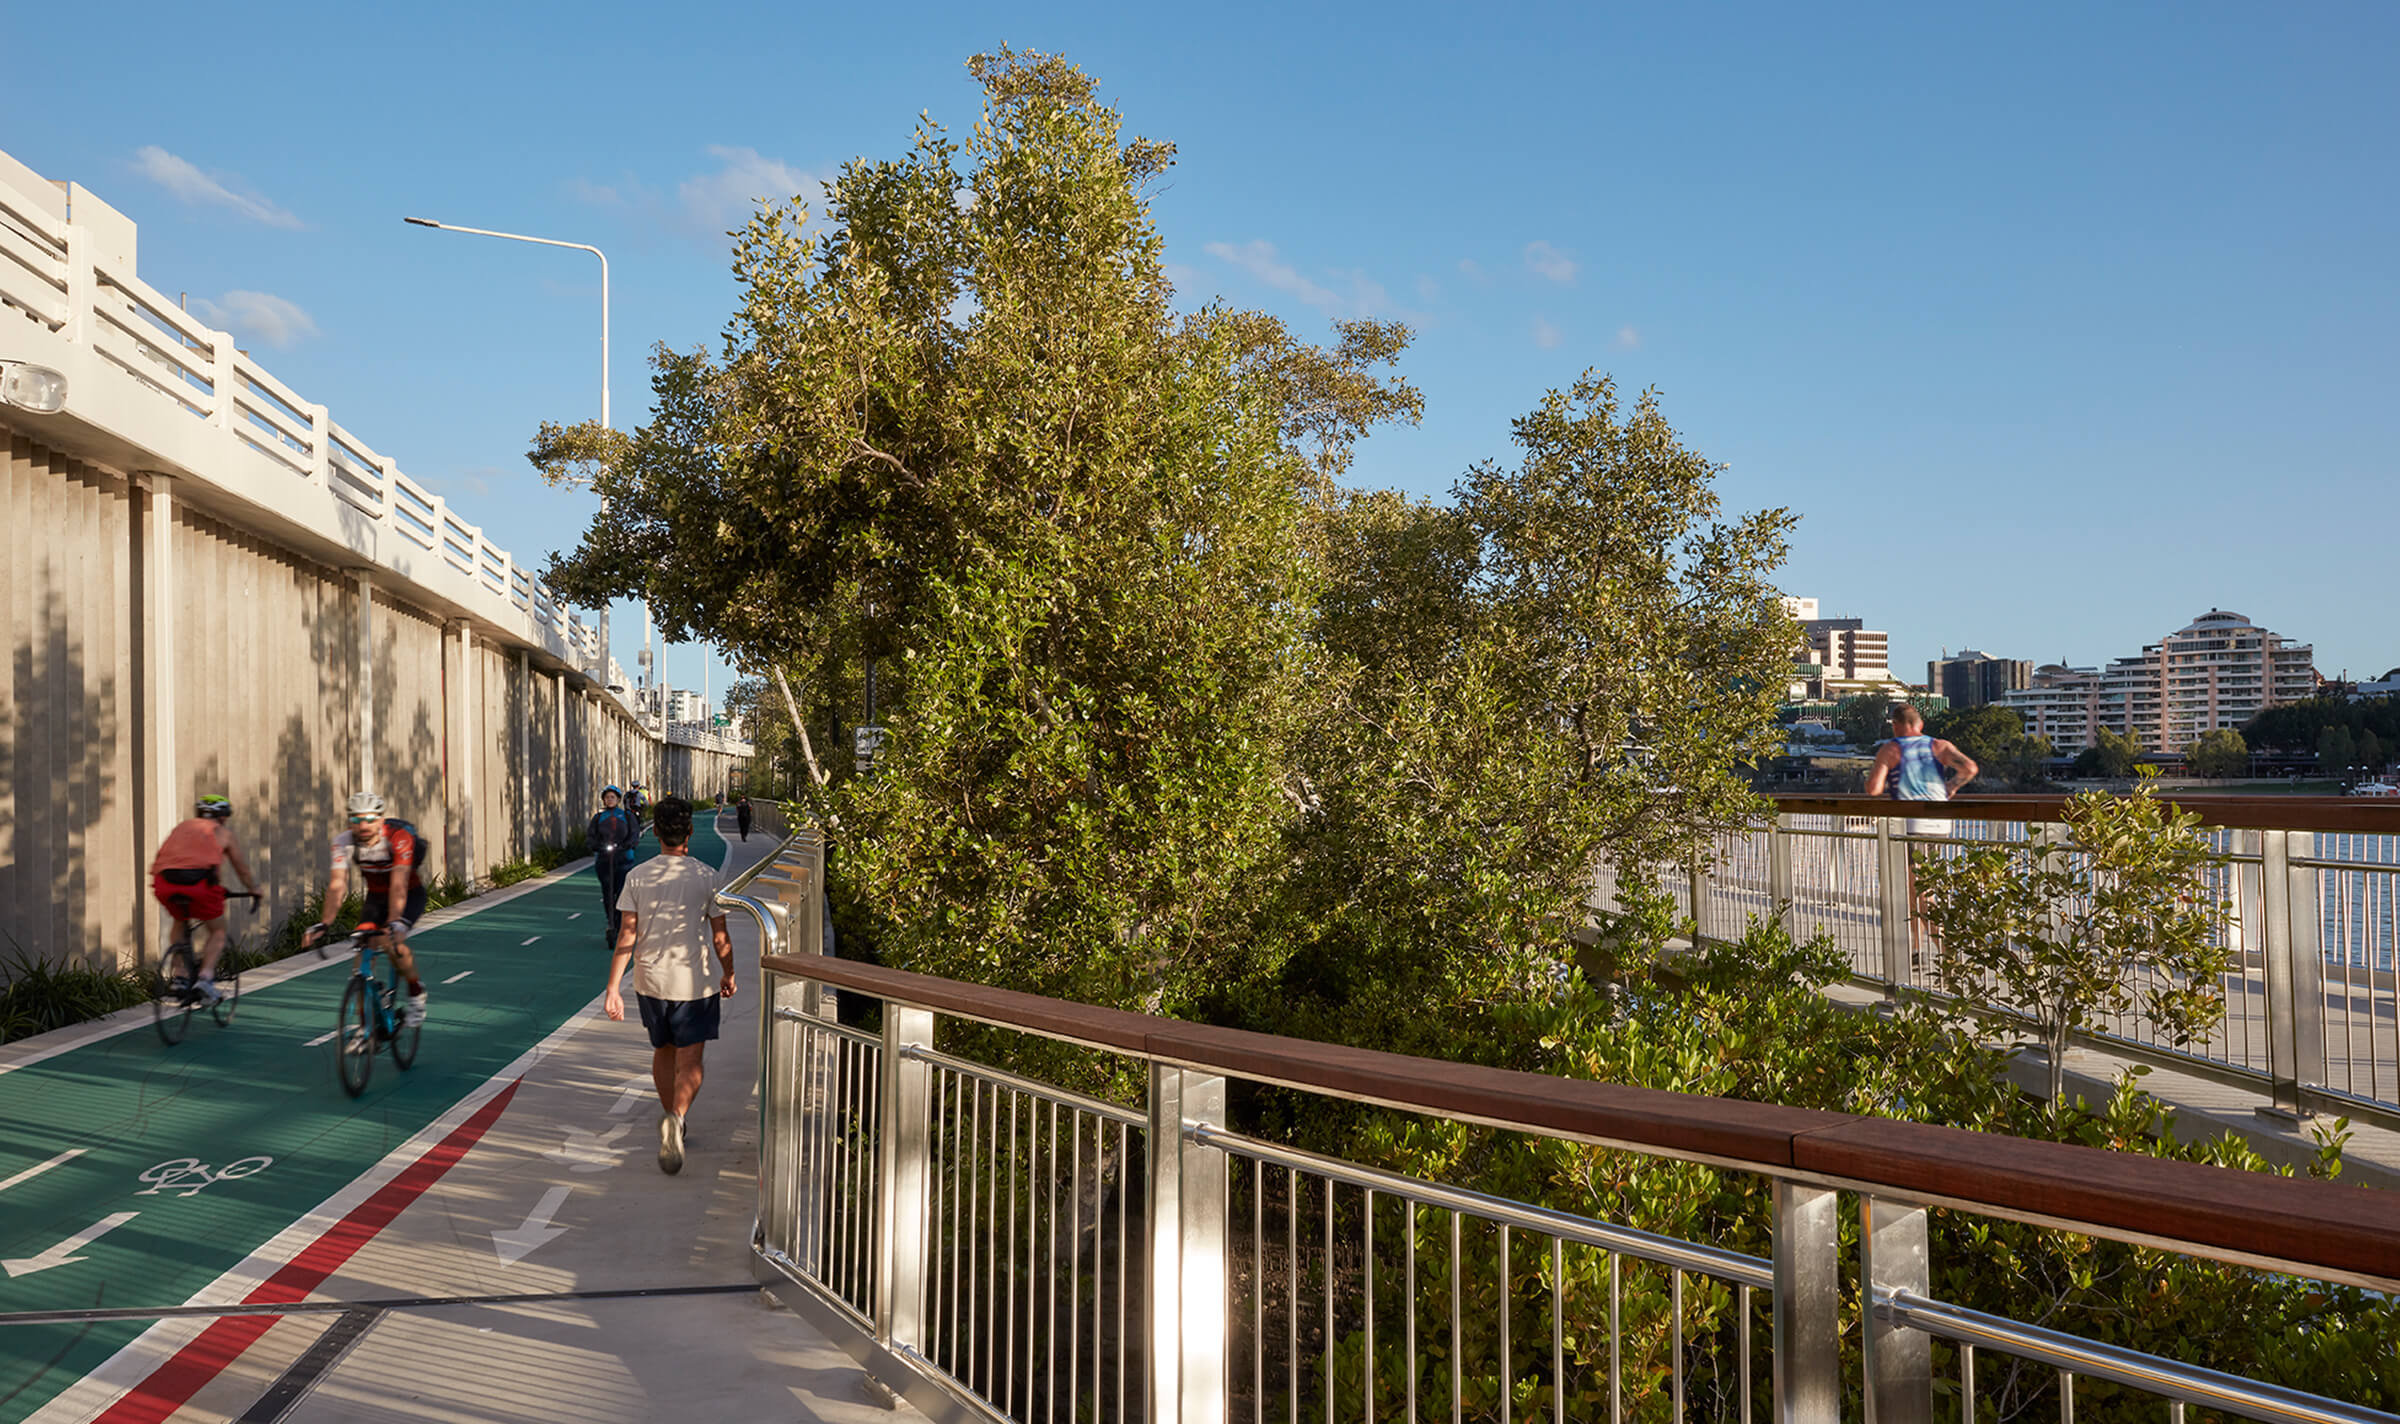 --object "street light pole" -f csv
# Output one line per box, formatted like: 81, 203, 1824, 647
405, 215, 623, 690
